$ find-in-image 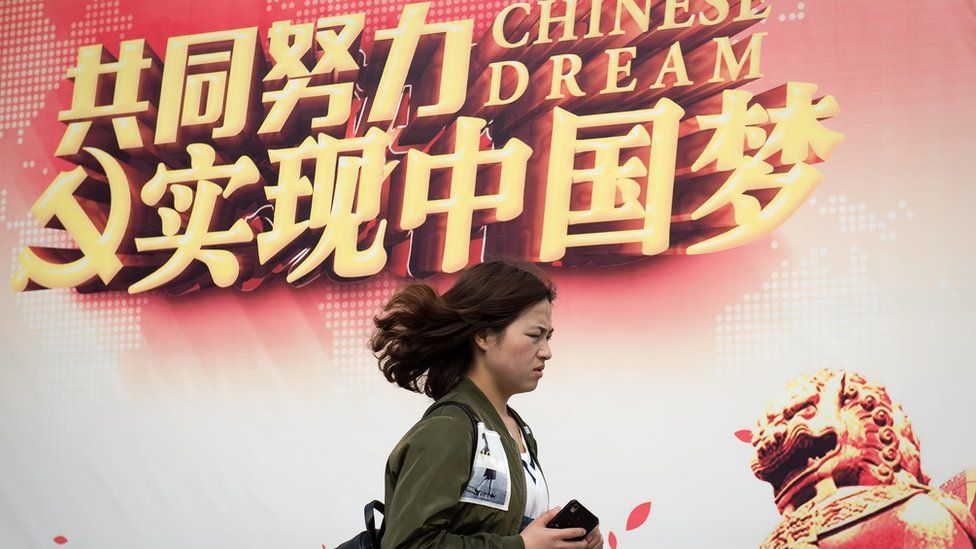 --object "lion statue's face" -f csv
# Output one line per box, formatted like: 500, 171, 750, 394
750, 369, 928, 513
